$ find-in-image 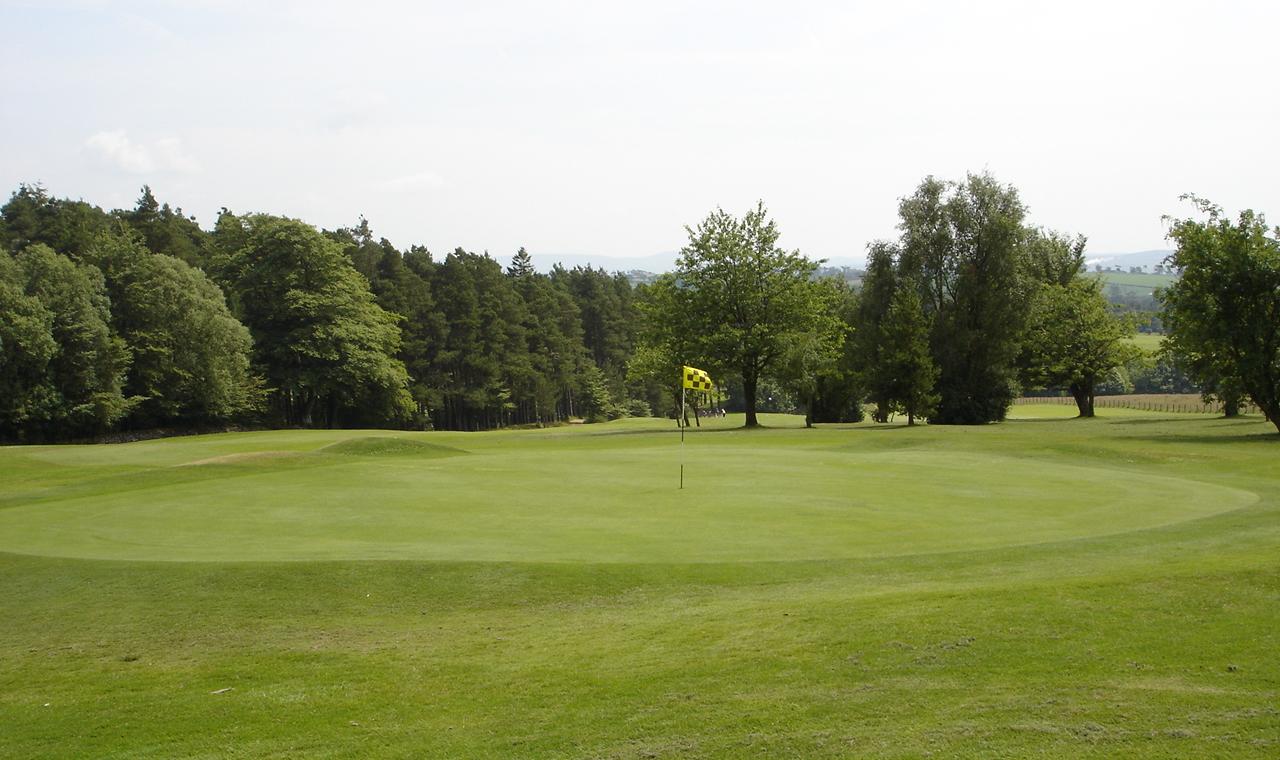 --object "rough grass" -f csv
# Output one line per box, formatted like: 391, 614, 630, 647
1, 410, 1277, 757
